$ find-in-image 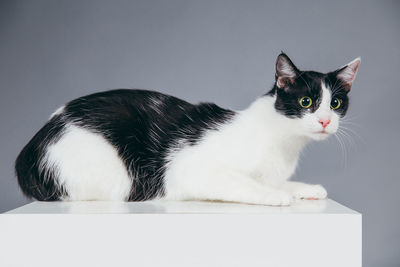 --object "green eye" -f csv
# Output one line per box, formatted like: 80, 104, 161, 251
331, 98, 341, 110
299, 96, 312, 108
